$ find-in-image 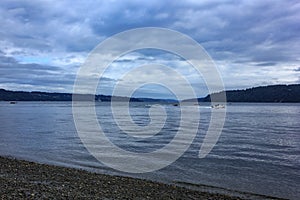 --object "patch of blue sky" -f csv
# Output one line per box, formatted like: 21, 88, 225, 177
15, 56, 52, 65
